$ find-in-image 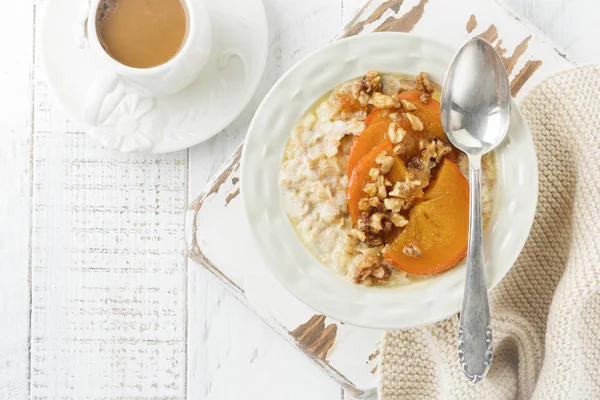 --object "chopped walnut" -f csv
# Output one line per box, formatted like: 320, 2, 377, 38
370, 212, 385, 232
353, 264, 391, 284
387, 122, 407, 144
349, 229, 366, 242
419, 138, 432, 151
375, 152, 395, 174
370, 197, 381, 208
405, 113, 424, 131
415, 72, 434, 103
376, 176, 387, 199
356, 247, 378, 261
387, 169, 426, 209
358, 197, 371, 211
363, 182, 377, 196
358, 210, 385, 247
403, 243, 422, 258
365, 234, 383, 247
357, 211, 371, 232
399, 99, 417, 111
419, 138, 452, 168
415, 72, 433, 92
420, 139, 436, 160
389, 213, 408, 227
369, 167, 381, 180
389, 181, 409, 198
383, 198, 403, 213
359, 196, 381, 210
405, 168, 425, 188
369, 92, 398, 109
357, 92, 371, 107
351, 82, 372, 107
359, 70, 383, 94
434, 140, 452, 163
353, 249, 390, 284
